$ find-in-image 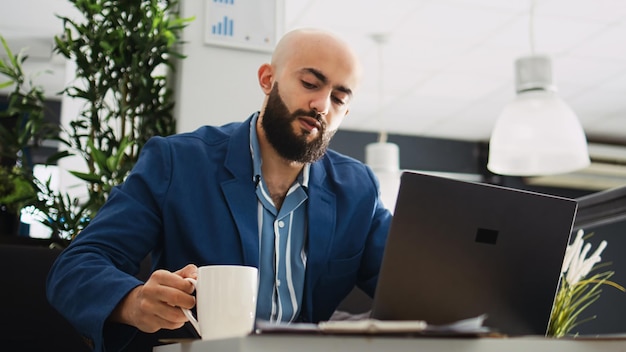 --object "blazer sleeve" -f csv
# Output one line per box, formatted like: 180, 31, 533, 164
46, 137, 175, 352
